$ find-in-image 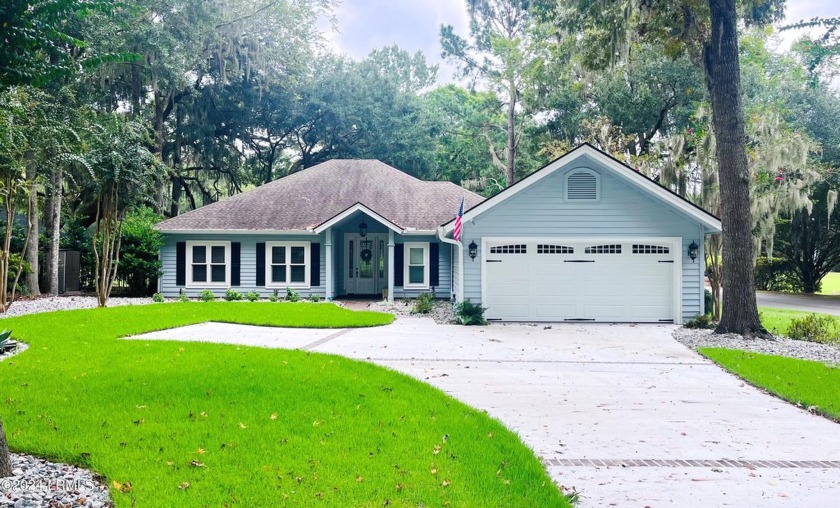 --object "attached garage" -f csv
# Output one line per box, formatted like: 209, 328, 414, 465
482, 238, 680, 322
440, 144, 723, 325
